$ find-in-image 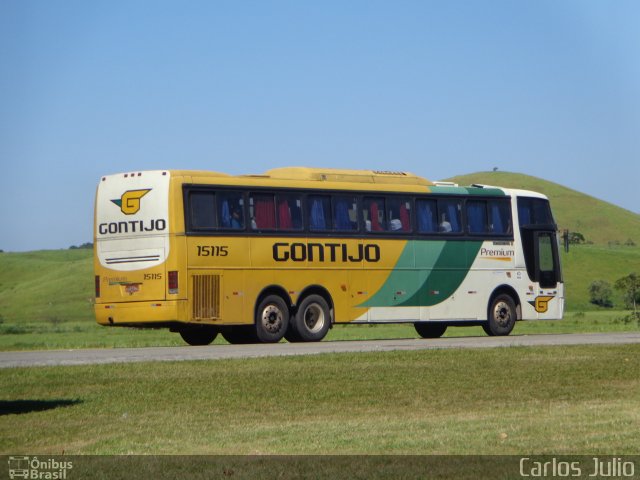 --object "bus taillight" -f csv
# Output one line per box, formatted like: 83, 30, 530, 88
168, 270, 179, 294
95, 275, 100, 298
